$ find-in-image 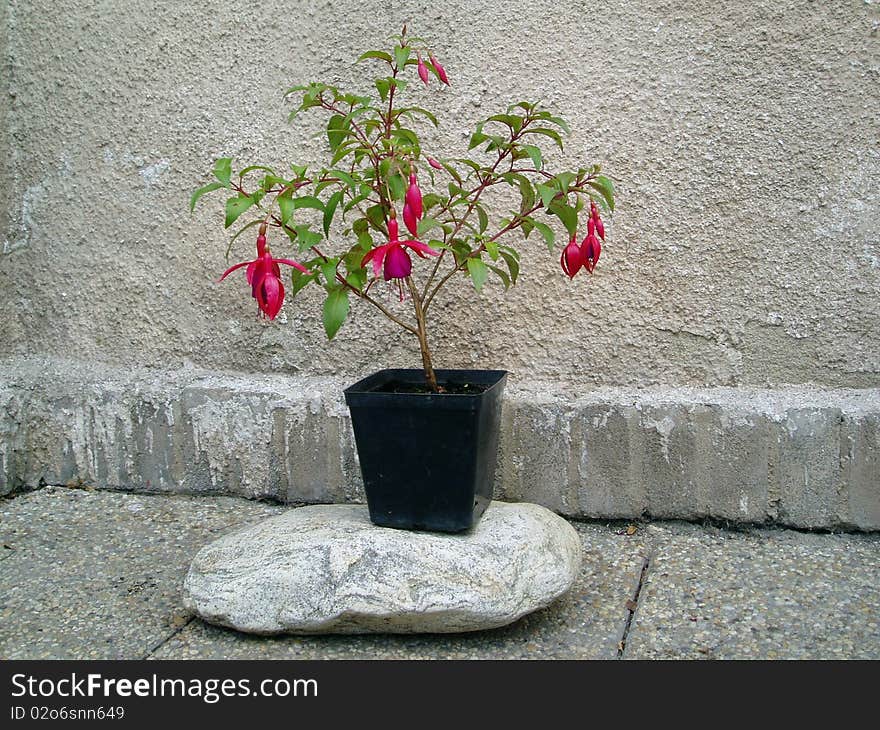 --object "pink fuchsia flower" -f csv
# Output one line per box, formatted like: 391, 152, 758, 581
219, 231, 308, 320
429, 54, 449, 85
428, 157, 443, 170
580, 225, 602, 273
361, 218, 439, 281
560, 235, 582, 279
417, 55, 429, 86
